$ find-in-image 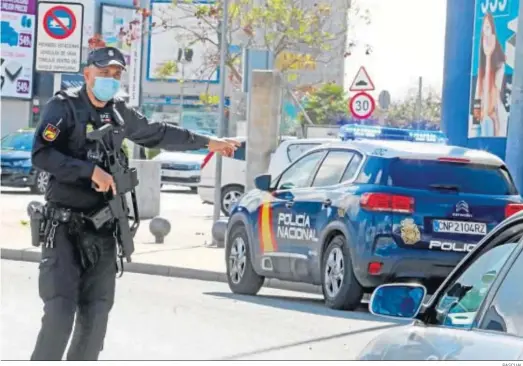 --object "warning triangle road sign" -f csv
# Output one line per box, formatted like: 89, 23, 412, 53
349, 66, 375, 92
